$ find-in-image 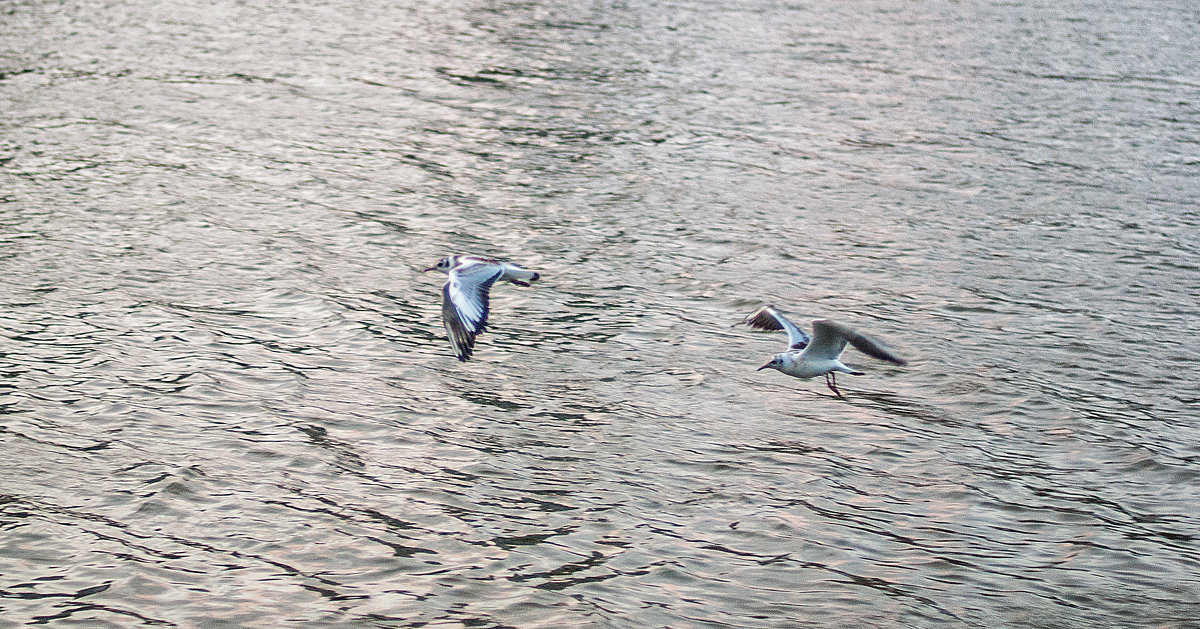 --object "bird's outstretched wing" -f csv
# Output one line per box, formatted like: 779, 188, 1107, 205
743, 305, 811, 350
806, 319, 906, 365
442, 263, 505, 361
